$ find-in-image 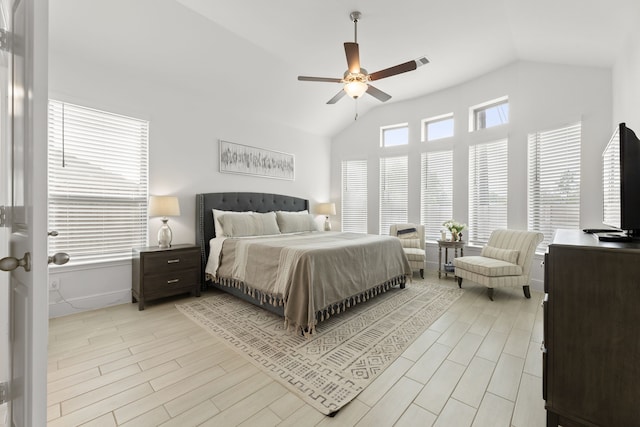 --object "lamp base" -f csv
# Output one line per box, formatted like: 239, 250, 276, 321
158, 218, 173, 248
324, 216, 332, 232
